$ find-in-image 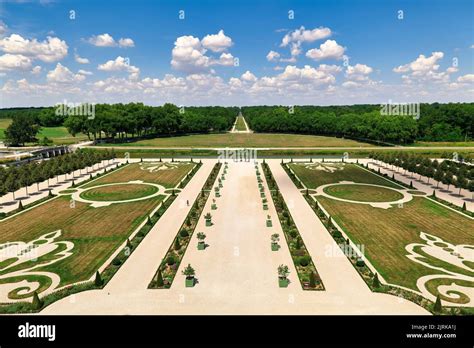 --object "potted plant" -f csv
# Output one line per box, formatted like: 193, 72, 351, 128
278, 264, 290, 287
266, 215, 272, 227
211, 199, 217, 210
197, 232, 206, 250
271, 234, 280, 251
182, 263, 196, 287
205, 212, 212, 226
